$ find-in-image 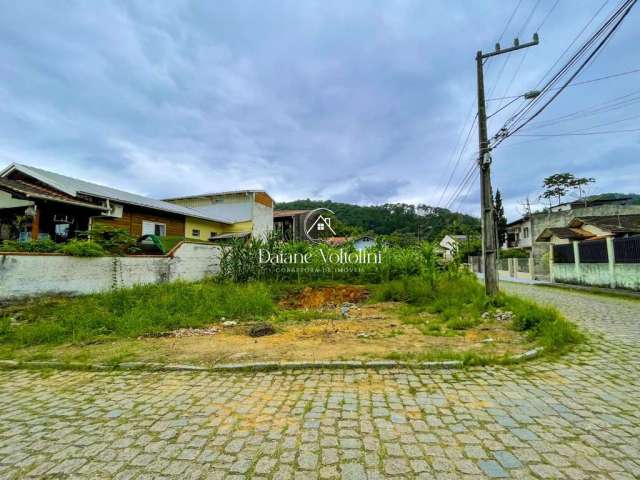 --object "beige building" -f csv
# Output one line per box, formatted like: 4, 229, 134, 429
165, 190, 274, 240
